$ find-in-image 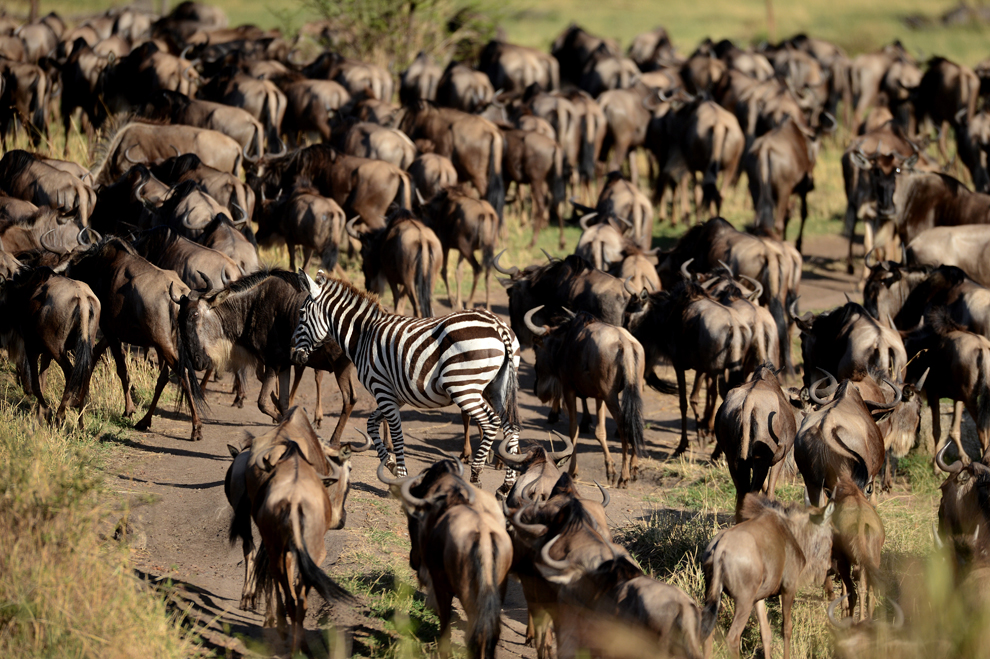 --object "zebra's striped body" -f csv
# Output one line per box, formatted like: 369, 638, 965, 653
290, 270, 521, 487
